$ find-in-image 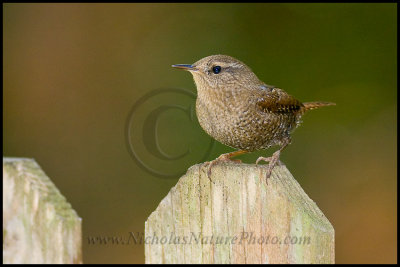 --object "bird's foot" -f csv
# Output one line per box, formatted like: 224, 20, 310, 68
204, 152, 243, 180
256, 151, 282, 184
